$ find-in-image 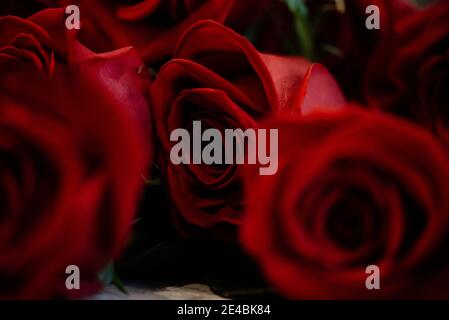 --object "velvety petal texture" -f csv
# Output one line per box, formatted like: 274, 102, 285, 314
242, 107, 449, 299
0, 9, 151, 299
44, 0, 235, 65
317, 0, 416, 100
151, 20, 345, 239
364, 1, 449, 133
